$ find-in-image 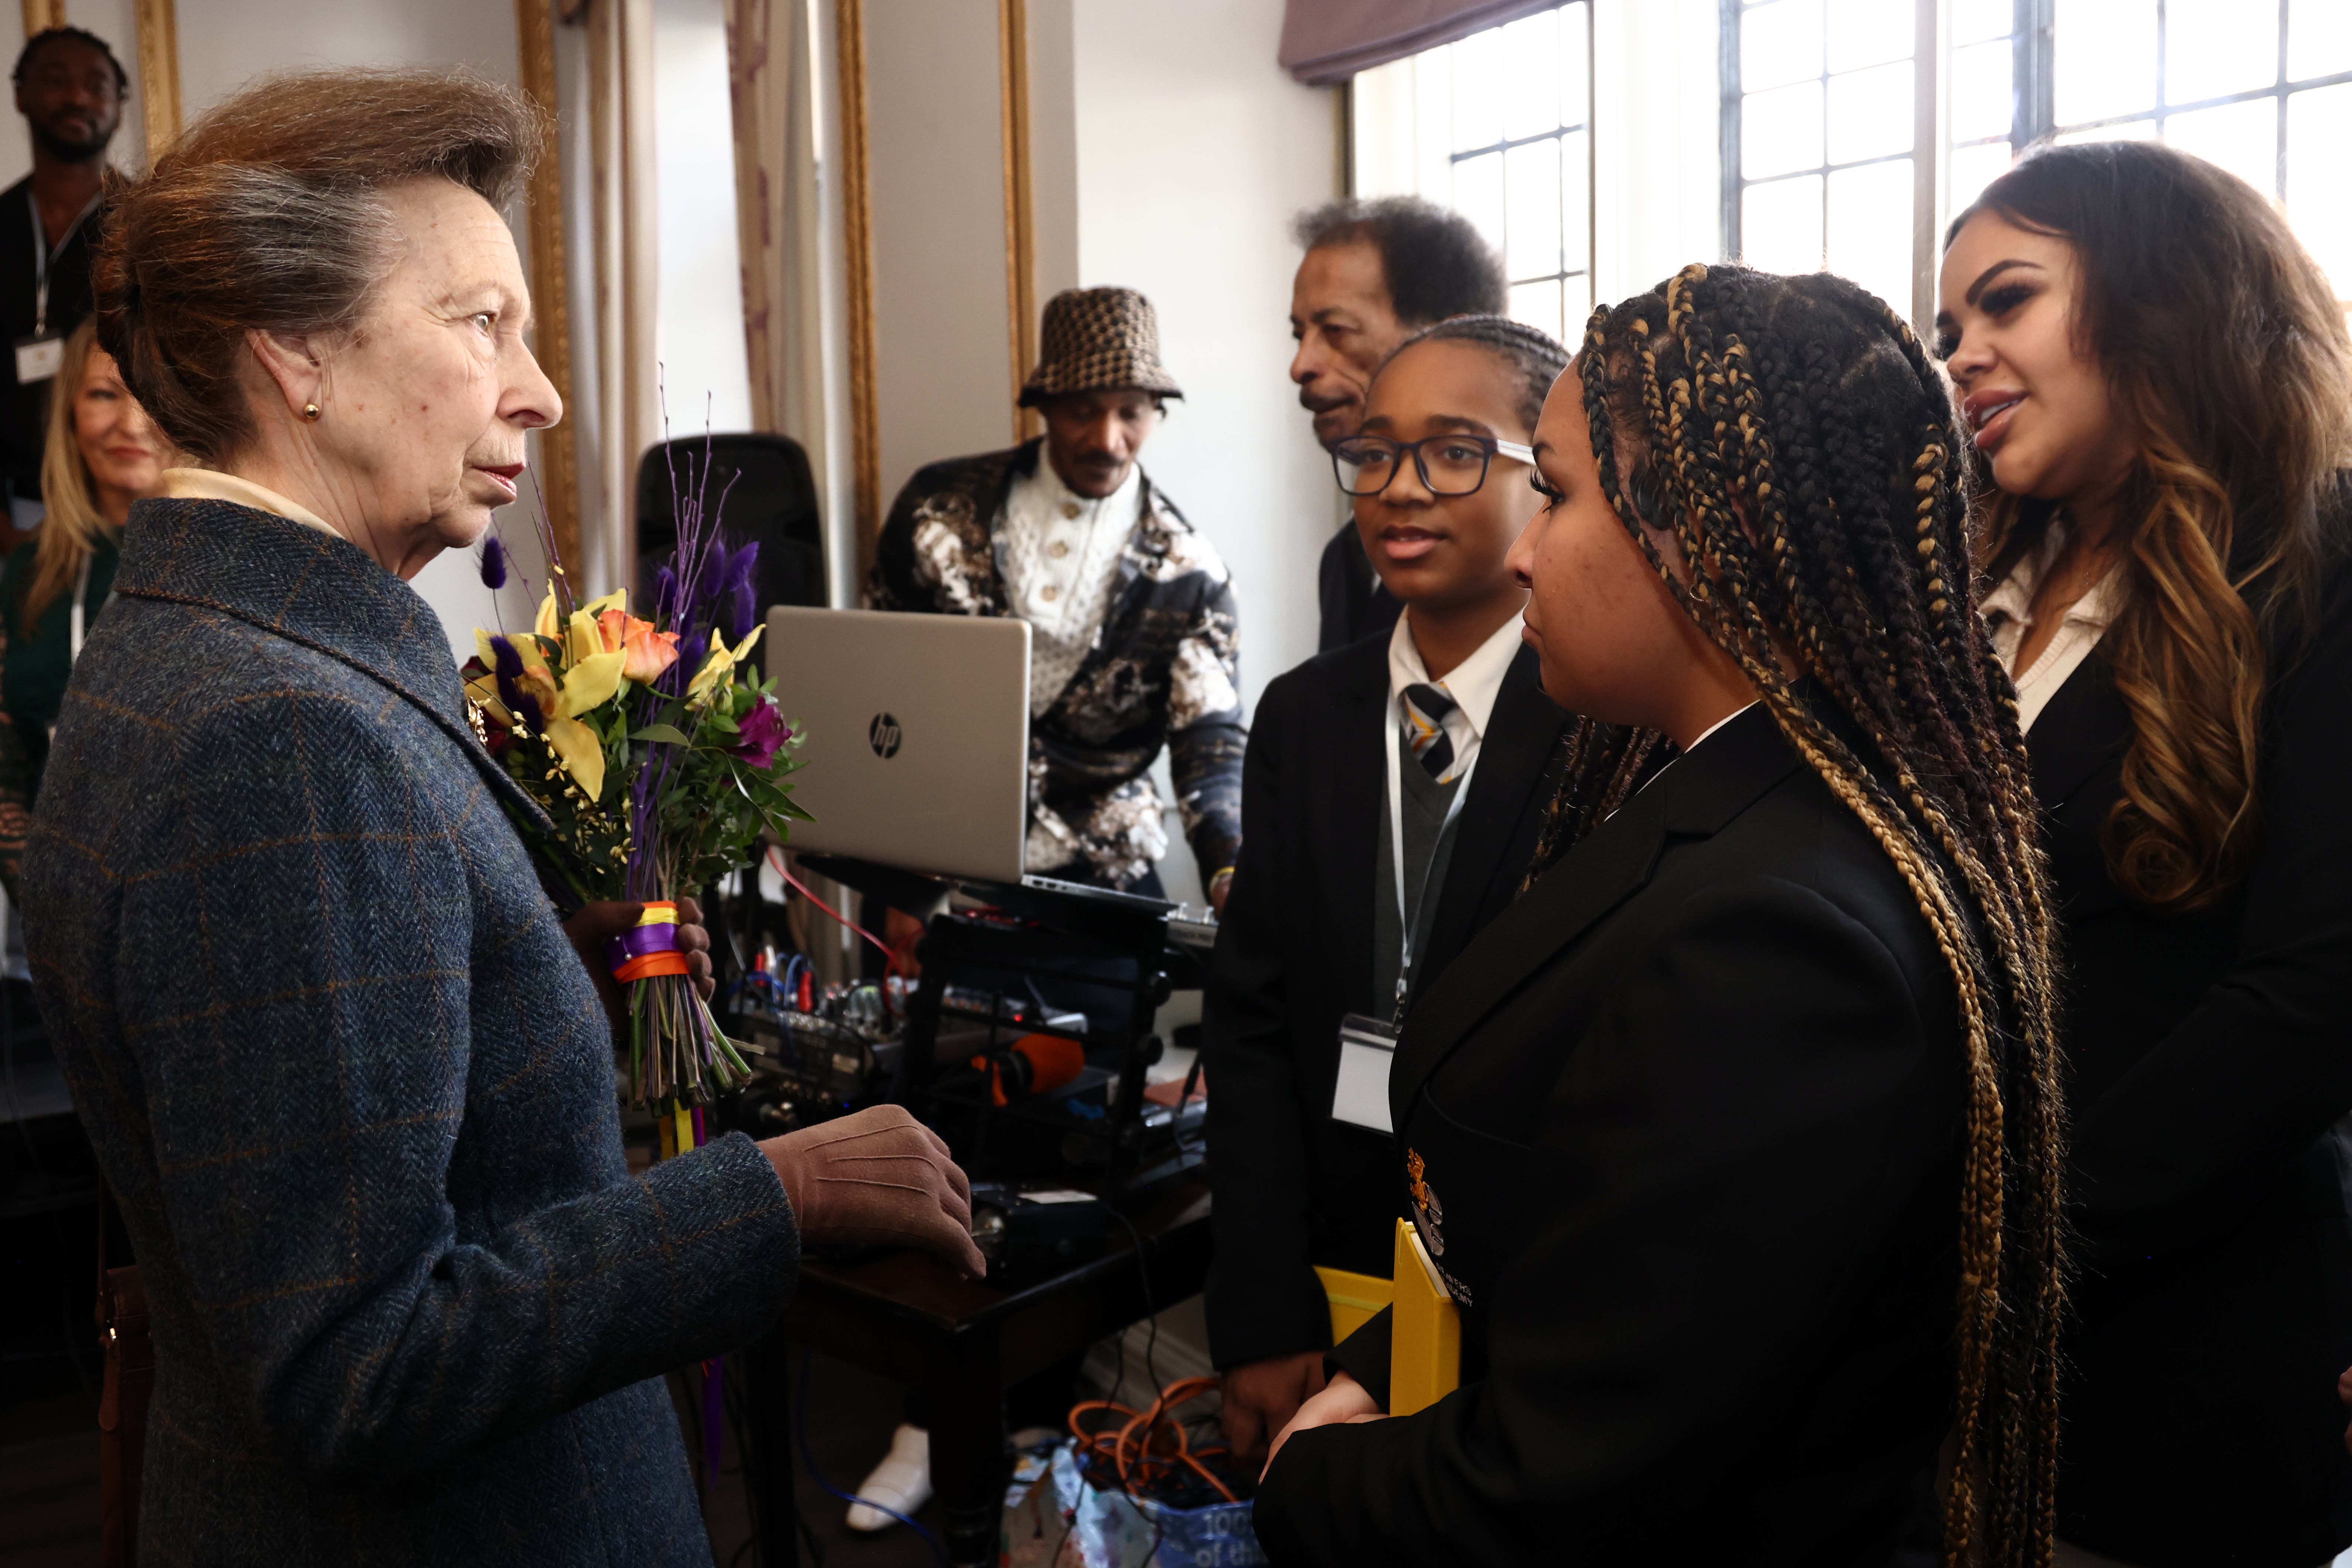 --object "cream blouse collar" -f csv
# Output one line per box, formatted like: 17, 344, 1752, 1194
159, 469, 337, 538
